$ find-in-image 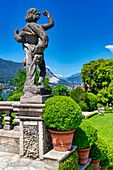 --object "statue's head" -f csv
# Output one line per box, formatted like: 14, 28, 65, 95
25, 8, 41, 22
